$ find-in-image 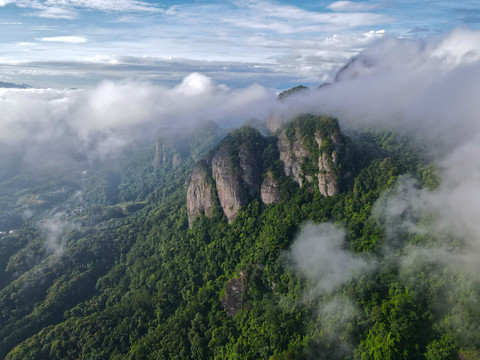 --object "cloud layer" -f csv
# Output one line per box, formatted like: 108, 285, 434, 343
0, 73, 274, 165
